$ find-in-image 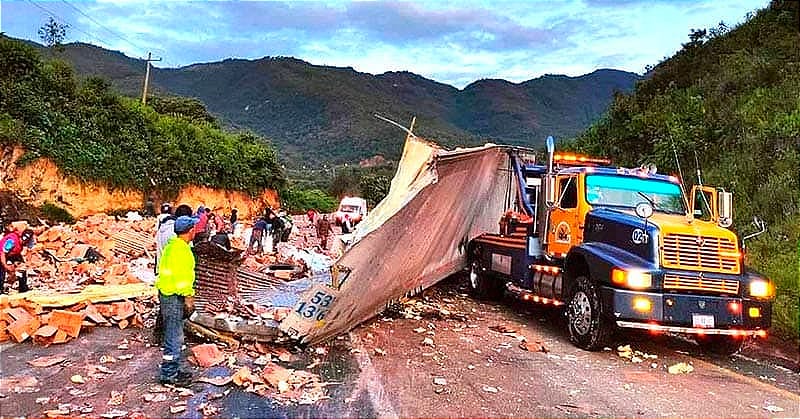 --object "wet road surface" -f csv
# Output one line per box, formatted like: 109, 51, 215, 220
1, 276, 797, 418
